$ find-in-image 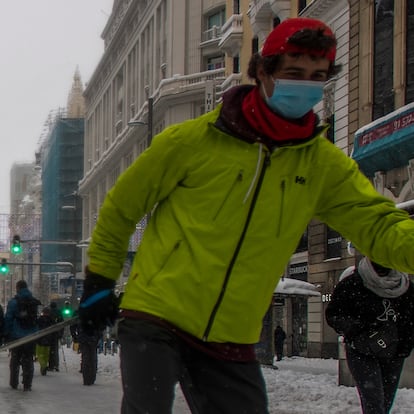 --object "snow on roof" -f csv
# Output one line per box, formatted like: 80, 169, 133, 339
275, 277, 320, 296
355, 102, 414, 136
